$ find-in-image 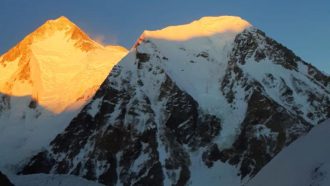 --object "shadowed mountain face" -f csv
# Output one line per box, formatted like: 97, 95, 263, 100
20, 16, 330, 186
0, 171, 14, 186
